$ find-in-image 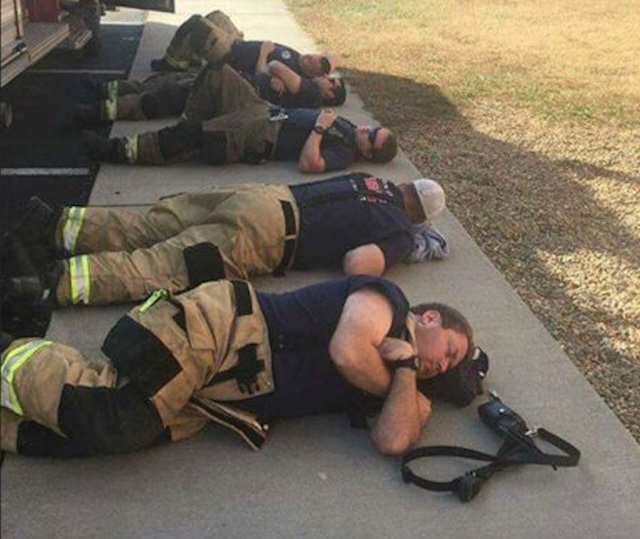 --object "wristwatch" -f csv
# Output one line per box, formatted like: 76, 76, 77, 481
391, 356, 420, 372
312, 125, 325, 134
